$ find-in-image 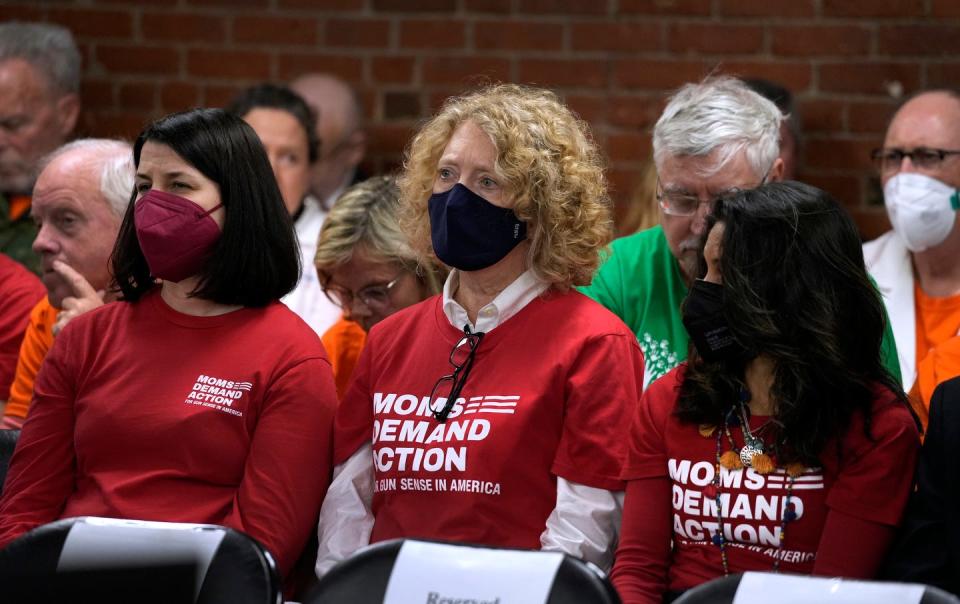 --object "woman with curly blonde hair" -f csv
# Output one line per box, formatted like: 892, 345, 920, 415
316, 83, 645, 575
